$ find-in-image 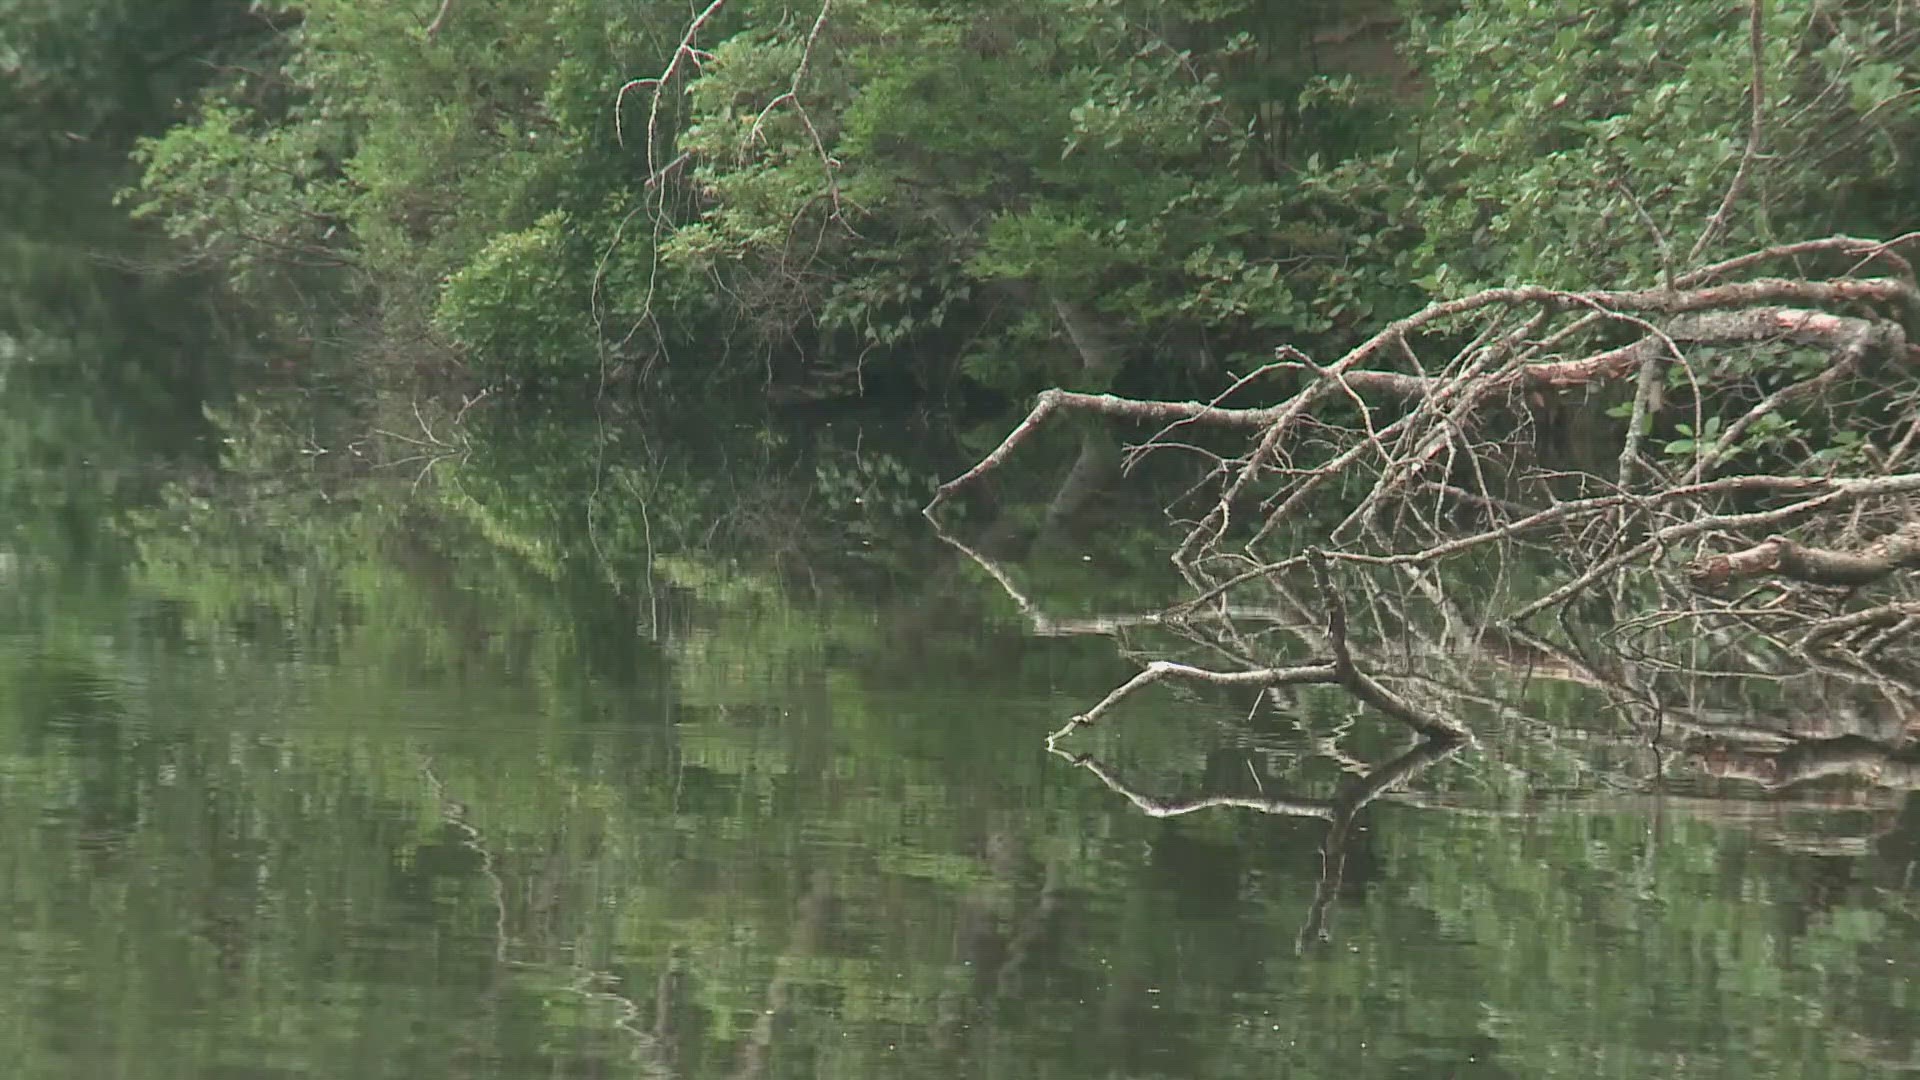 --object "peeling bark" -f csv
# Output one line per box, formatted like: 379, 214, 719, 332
934, 235, 1920, 787
1692, 521, 1920, 589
